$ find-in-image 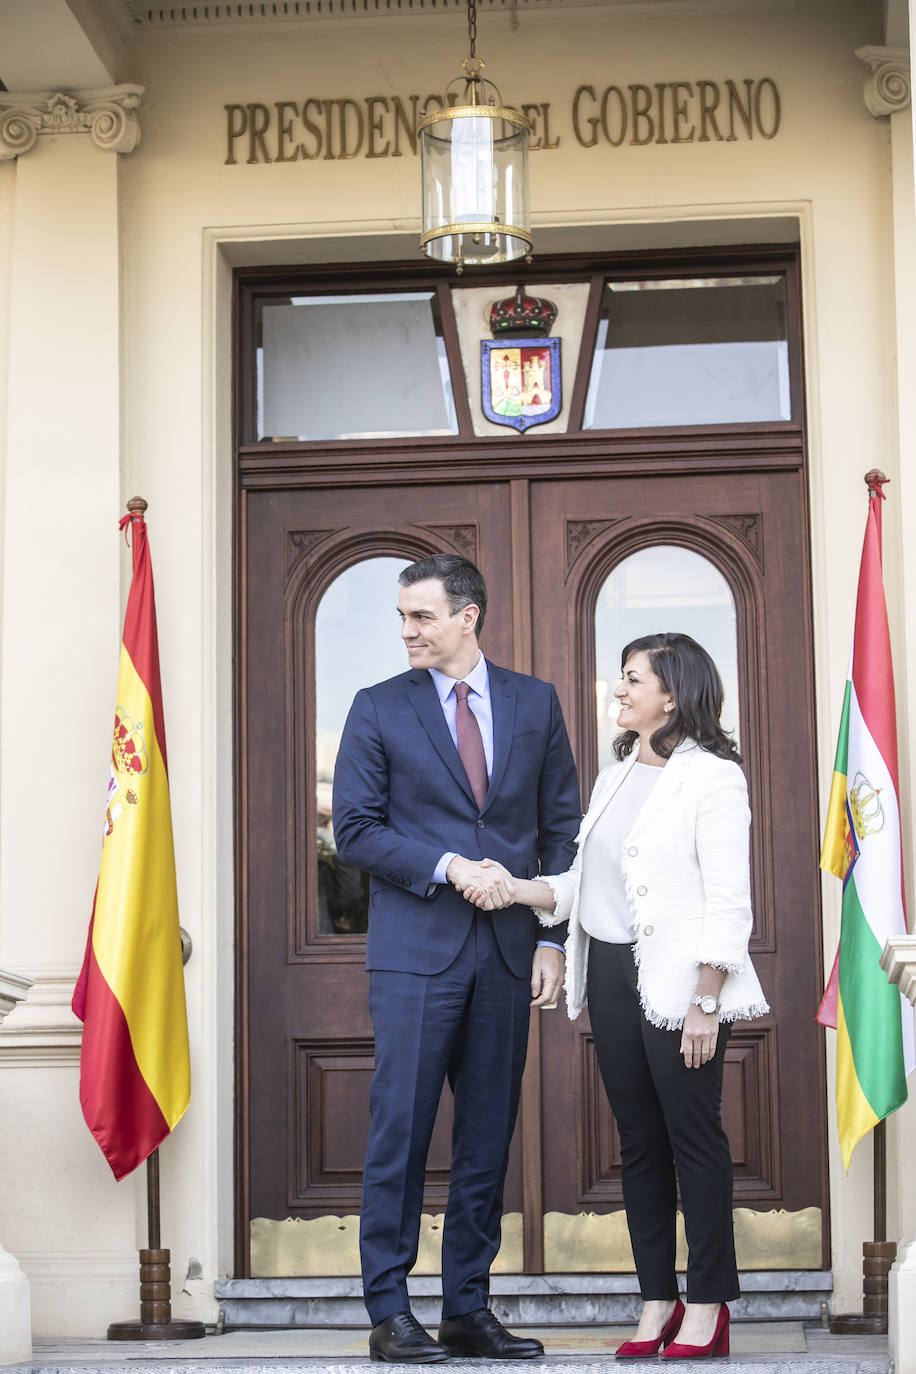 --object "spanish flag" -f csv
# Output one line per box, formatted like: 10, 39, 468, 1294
72, 504, 190, 1180
817, 476, 913, 1168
